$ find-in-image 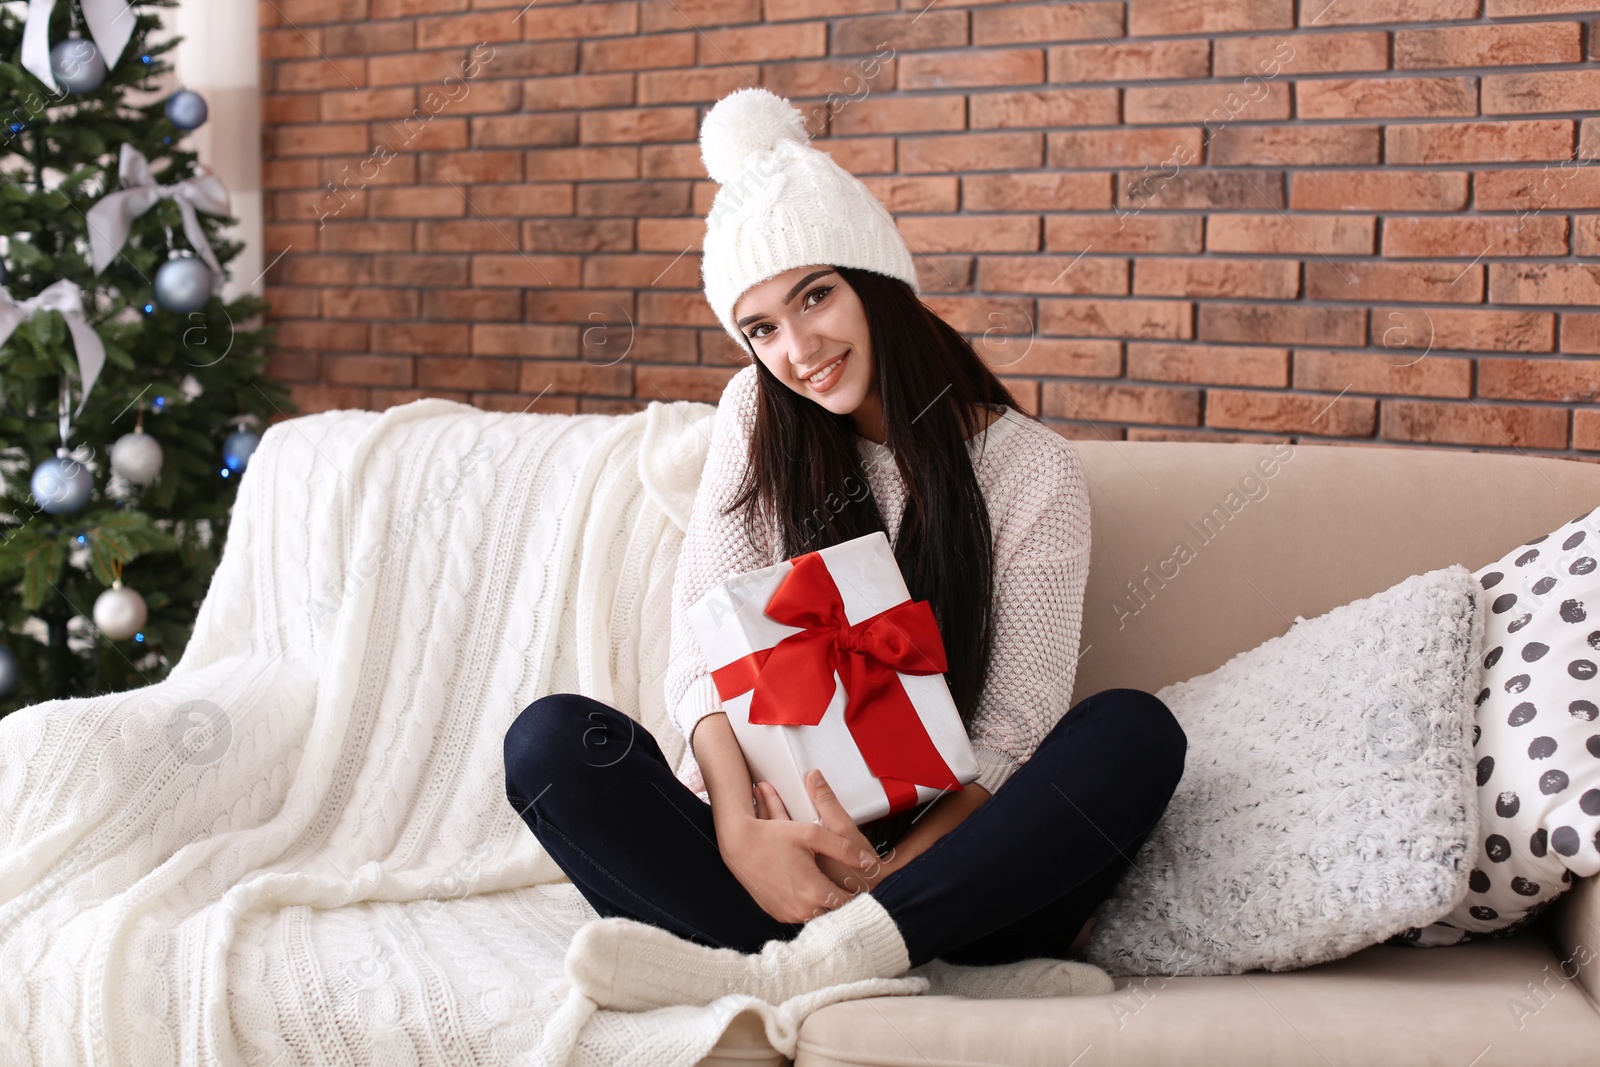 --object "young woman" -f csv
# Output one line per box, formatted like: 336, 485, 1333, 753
502, 88, 1187, 1010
